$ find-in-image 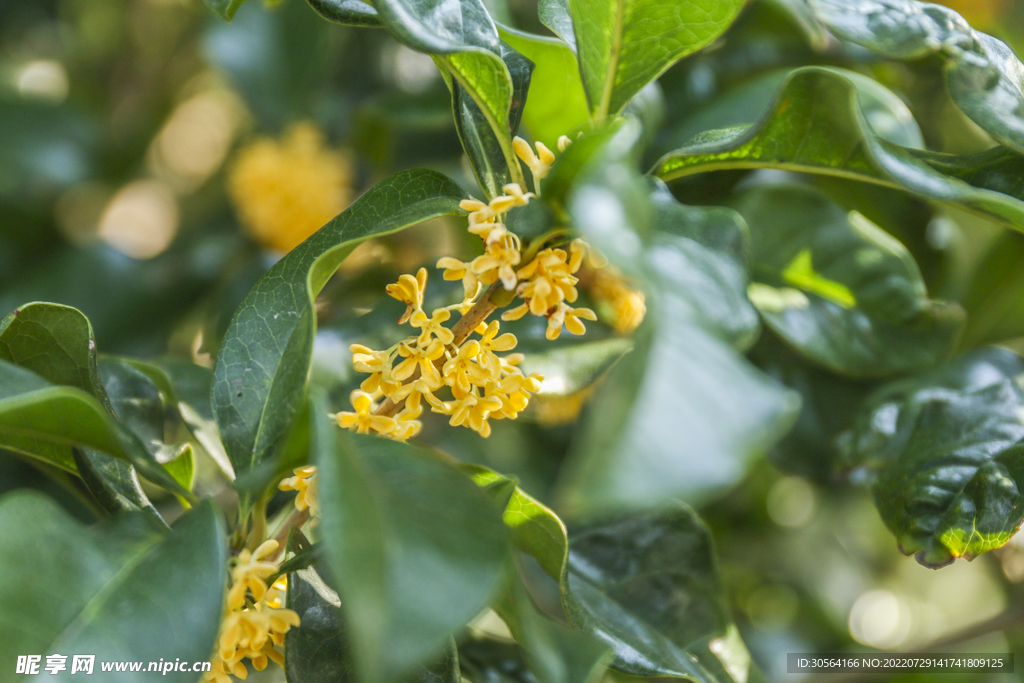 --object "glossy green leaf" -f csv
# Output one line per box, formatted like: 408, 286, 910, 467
0, 493, 225, 681
558, 176, 797, 515
308, 0, 382, 27
285, 527, 354, 683
213, 170, 466, 490
734, 183, 964, 377
810, 0, 1024, 155
0, 304, 190, 500
537, 0, 576, 53
454, 42, 534, 198
373, 0, 526, 186
500, 27, 589, 149
203, 0, 248, 21
570, 0, 745, 117
653, 67, 1024, 232
840, 347, 1024, 566
314, 399, 508, 683
563, 505, 755, 682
